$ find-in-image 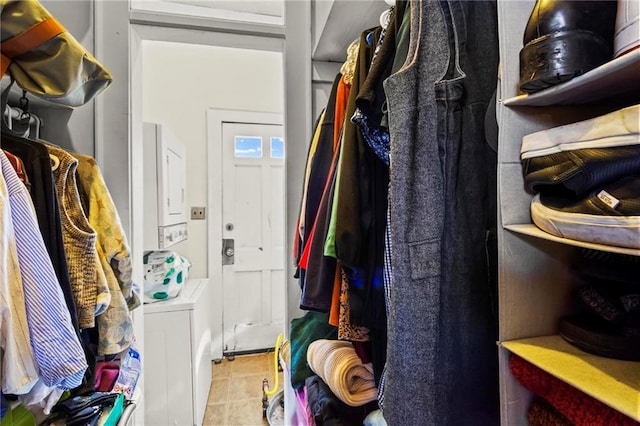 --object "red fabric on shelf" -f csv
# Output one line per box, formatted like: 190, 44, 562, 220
509, 355, 639, 426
